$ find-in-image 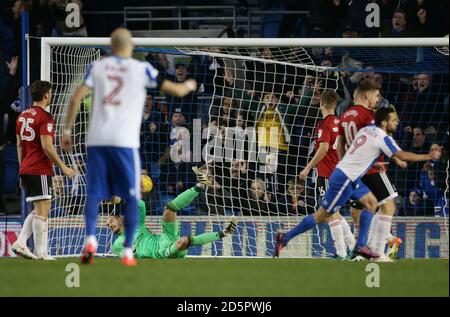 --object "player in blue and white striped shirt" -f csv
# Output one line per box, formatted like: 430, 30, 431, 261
275, 107, 441, 259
